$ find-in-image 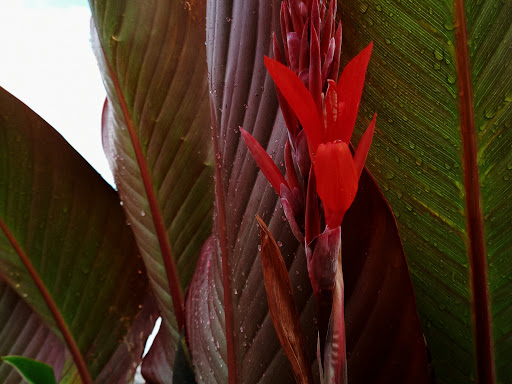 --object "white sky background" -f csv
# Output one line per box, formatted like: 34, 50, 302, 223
0, 0, 113, 185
